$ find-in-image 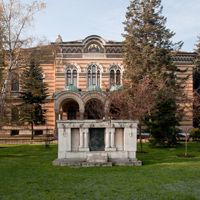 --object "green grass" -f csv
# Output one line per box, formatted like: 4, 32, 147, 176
0, 143, 200, 200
